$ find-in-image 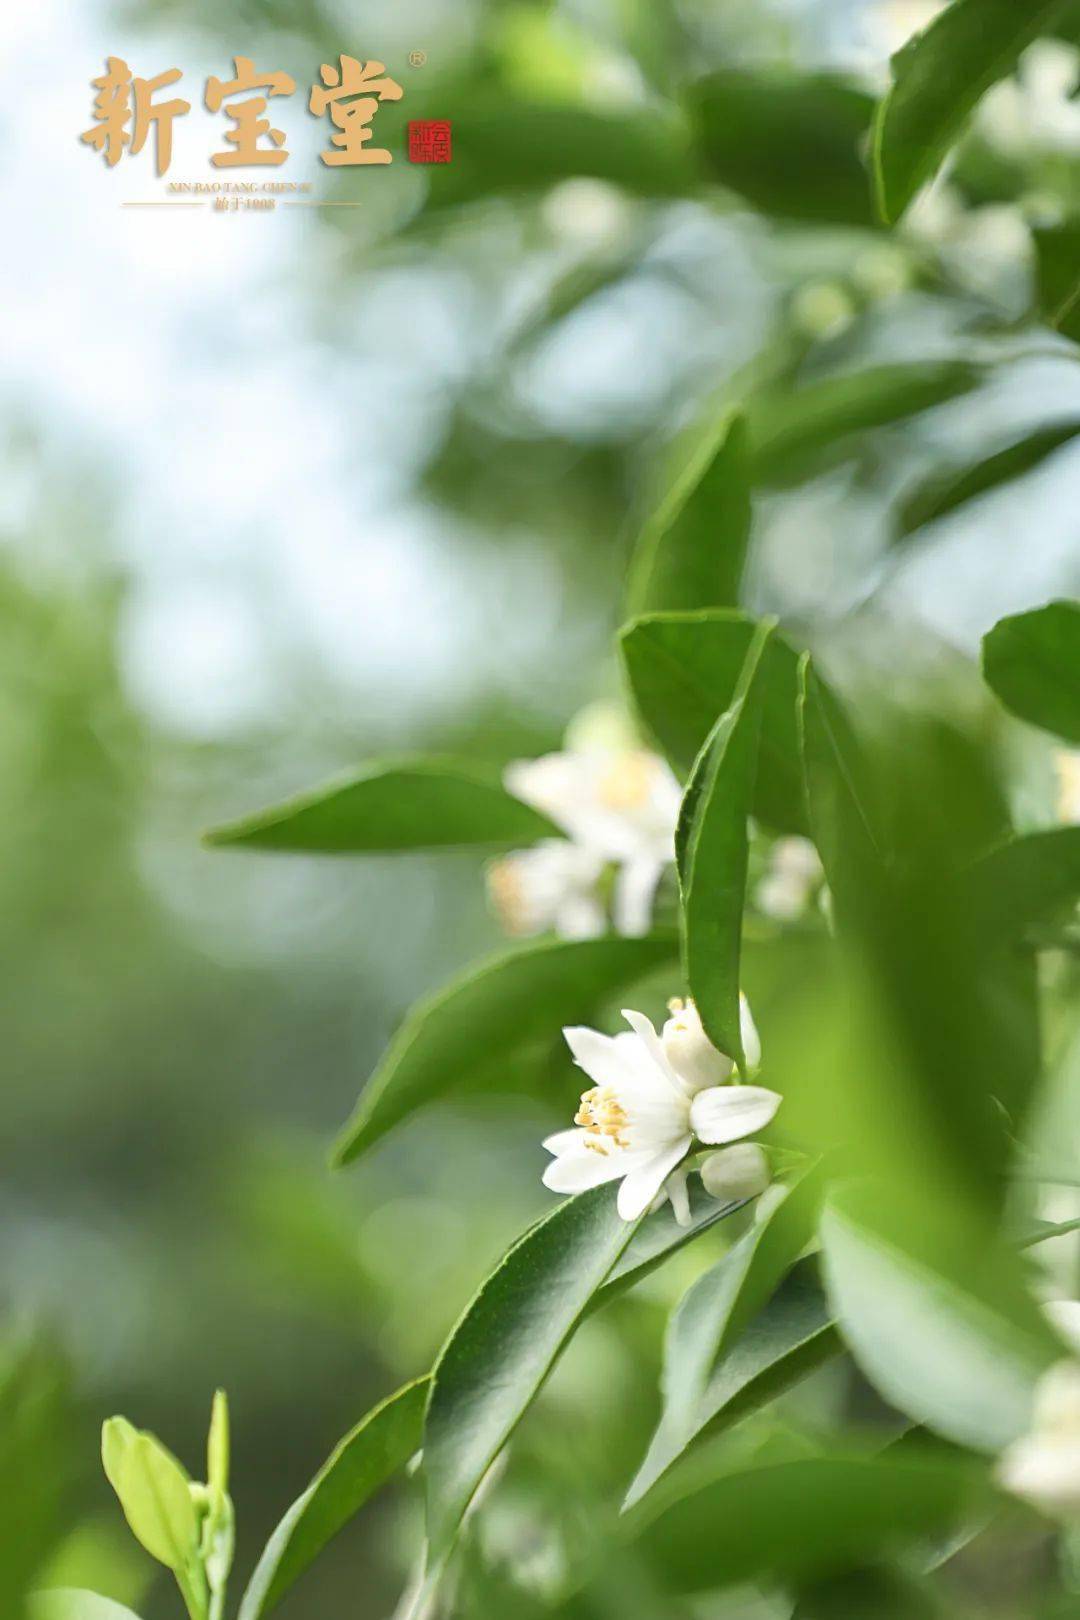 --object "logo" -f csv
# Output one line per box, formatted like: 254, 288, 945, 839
408, 120, 452, 165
